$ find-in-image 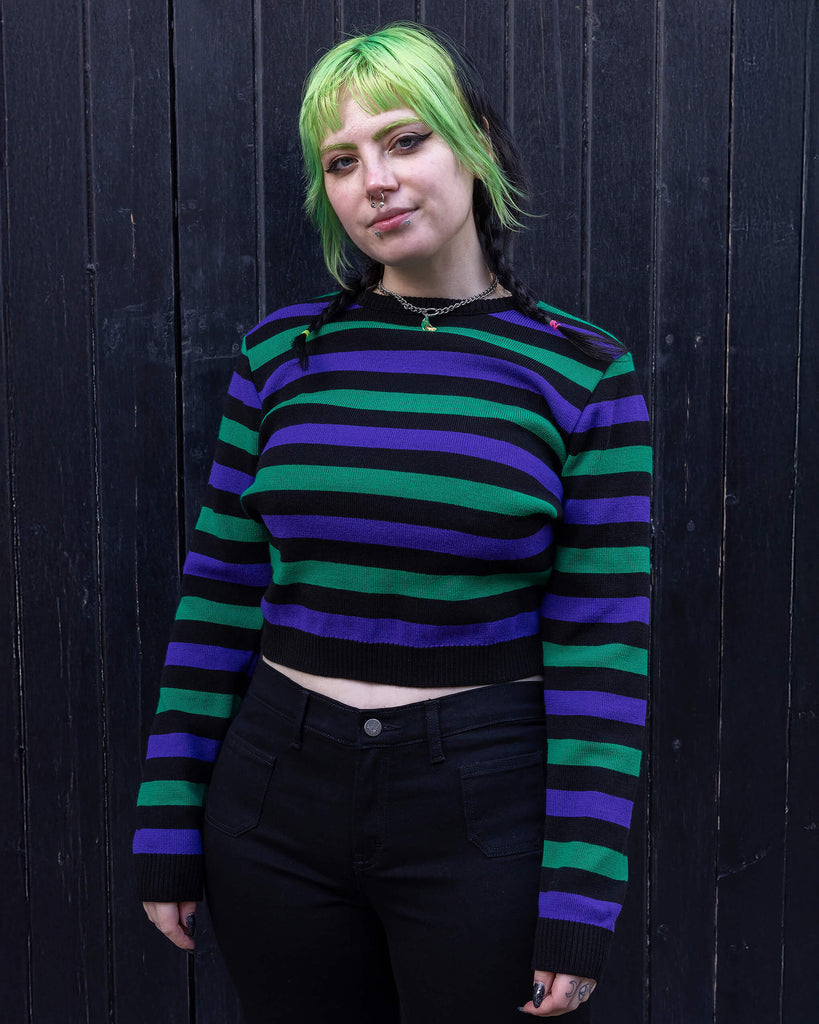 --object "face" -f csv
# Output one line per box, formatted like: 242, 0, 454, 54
320, 94, 481, 275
